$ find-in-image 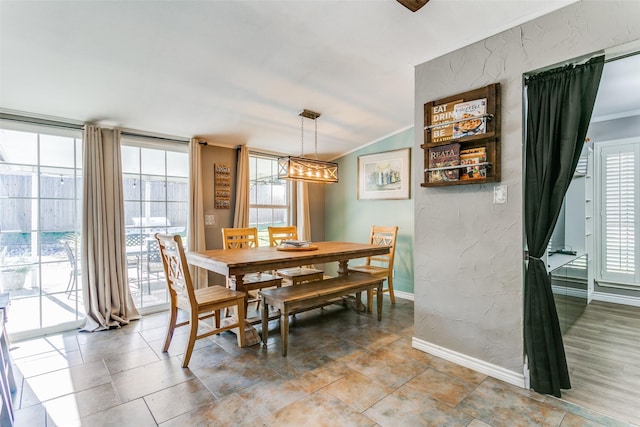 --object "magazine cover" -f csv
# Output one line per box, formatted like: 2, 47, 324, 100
428, 143, 460, 183
453, 98, 487, 138
459, 147, 487, 180
431, 99, 462, 144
